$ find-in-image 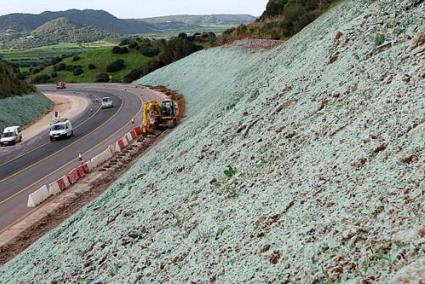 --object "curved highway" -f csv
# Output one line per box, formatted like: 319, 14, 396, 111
0, 83, 163, 232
